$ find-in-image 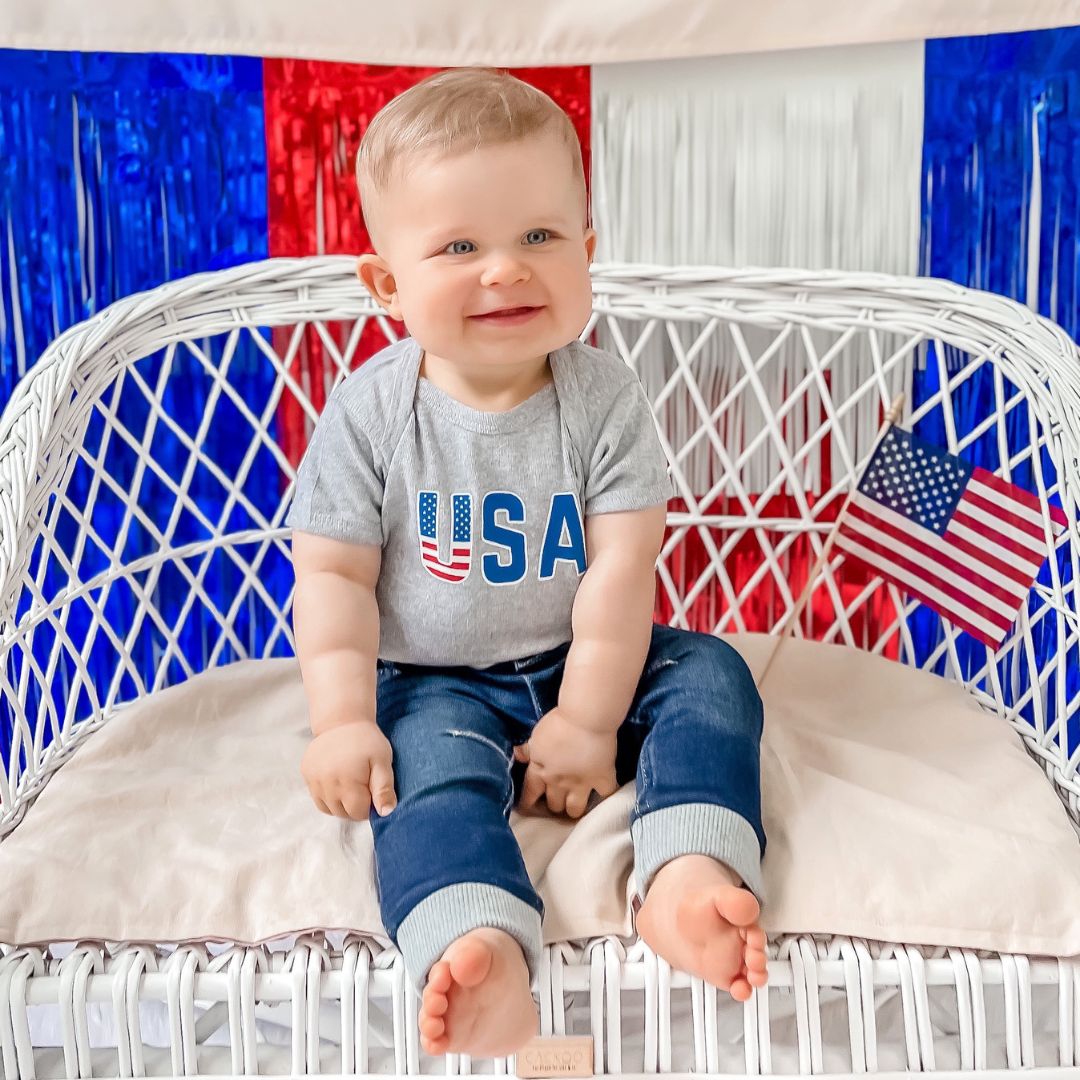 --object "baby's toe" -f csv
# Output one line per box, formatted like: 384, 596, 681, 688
744, 926, 767, 951
422, 1033, 450, 1056
715, 887, 760, 928
424, 992, 449, 1017
426, 961, 453, 994
446, 936, 495, 988
742, 929, 769, 991
420, 1016, 445, 1040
